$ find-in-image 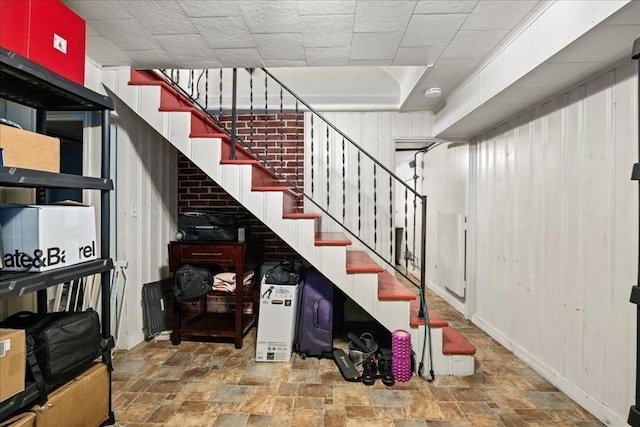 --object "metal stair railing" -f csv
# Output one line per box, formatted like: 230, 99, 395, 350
154, 67, 435, 379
